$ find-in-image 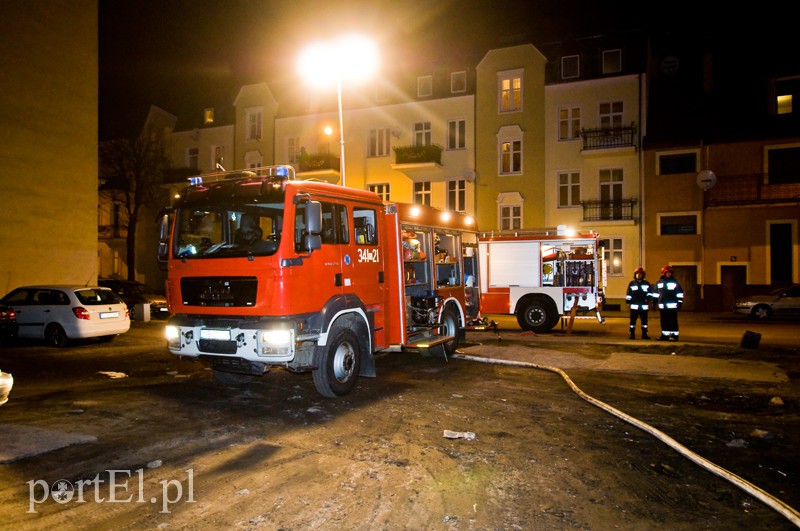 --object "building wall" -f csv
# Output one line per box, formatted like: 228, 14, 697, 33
545, 75, 643, 303
0, 1, 98, 294
234, 83, 278, 170
475, 45, 547, 232
274, 93, 476, 215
